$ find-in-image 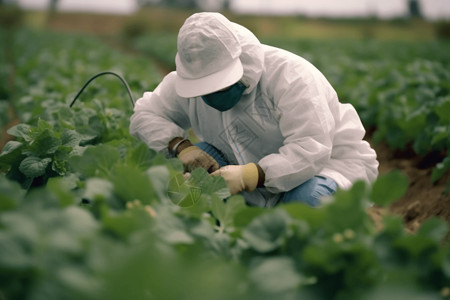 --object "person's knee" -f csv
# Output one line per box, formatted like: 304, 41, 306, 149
280, 176, 337, 207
